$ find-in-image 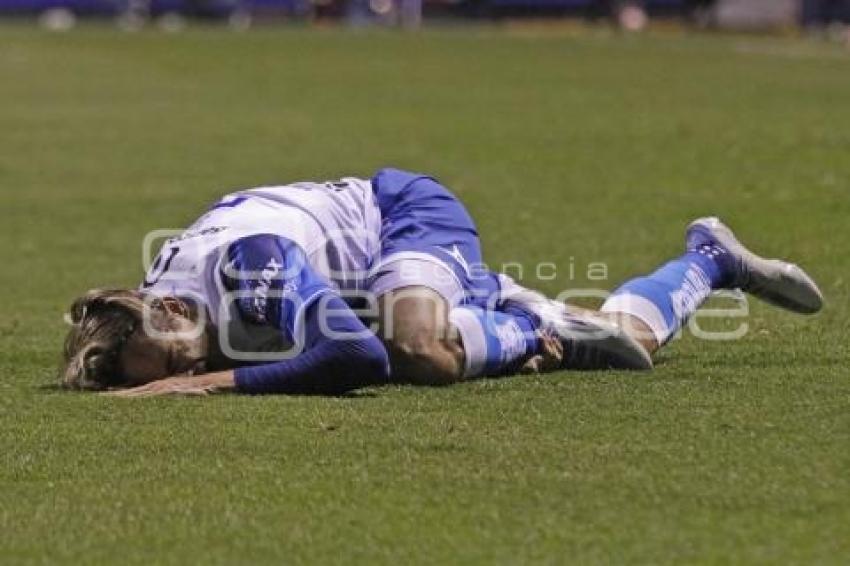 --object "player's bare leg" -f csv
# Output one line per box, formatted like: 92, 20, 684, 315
496, 277, 654, 370
376, 286, 466, 385
376, 286, 570, 383
371, 211, 829, 380
566, 305, 661, 355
